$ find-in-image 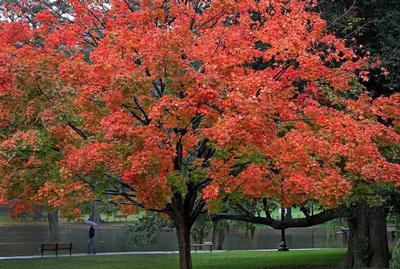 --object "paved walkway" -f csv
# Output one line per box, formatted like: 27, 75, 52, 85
0, 251, 180, 260
0, 248, 321, 260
